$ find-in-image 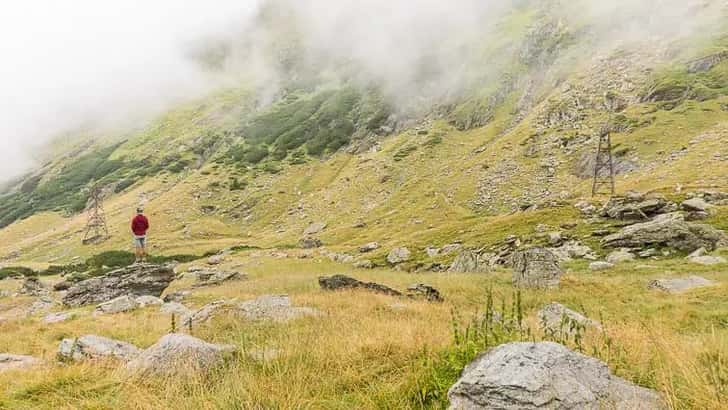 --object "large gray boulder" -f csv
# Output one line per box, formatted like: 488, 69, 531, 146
599, 194, 673, 221
512, 248, 562, 289
648, 276, 717, 294
449, 250, 491, 273
62, 264, 175, 307
0, 354, 41, 372
447, 342, 662, 409
58, 335, 141, 362
601, 213, 727, 252
94, 295, 139, 315
126, 333, 235, 376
